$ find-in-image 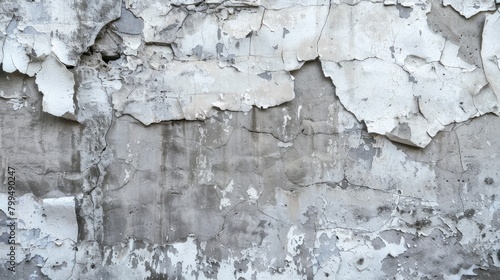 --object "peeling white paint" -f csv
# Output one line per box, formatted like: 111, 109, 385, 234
443, 0, 496, 18
1, 1, 500, 279
0, 193, 77, 279
482, 10, 500, 113
111, 59, 294, 125
35, 55, 76, 120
